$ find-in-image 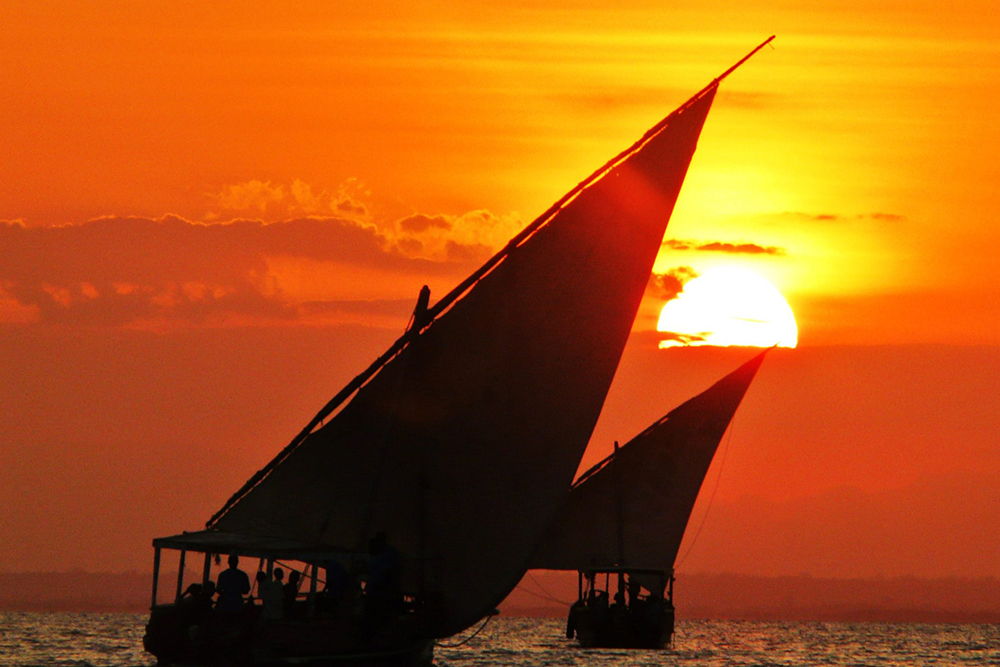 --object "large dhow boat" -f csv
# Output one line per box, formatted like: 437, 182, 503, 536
142, 38, 774, 666
530, 349, 769, 649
